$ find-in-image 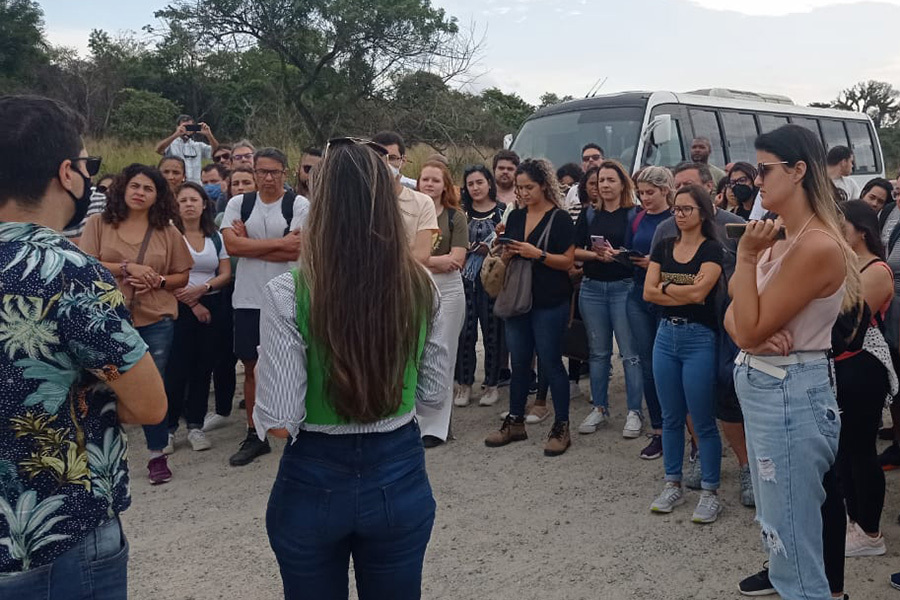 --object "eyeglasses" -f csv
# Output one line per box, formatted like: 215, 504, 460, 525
727, 176, 751, 187
325, 137, 389, 158
214, 153, 231, 162
254, 168, 285, 180
582, 153, 603, 163
301, 164, 314, 174
671, 205, 696, 216
232, 152, 253, 162
71, 156, 102, 177
757, 161, 790, 181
